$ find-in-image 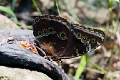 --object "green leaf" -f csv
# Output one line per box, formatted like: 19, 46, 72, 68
0, 6, 17, 21
32, 0, 42, 16
88, 59, 107, 74
108, 0, 115, 7
74, 54, 88, 80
